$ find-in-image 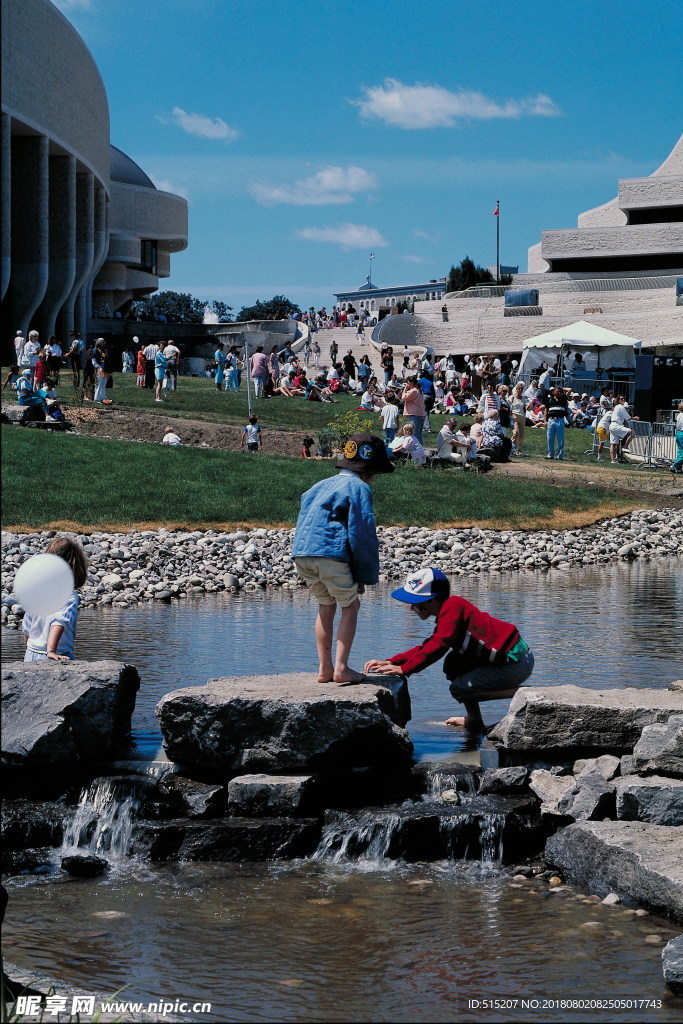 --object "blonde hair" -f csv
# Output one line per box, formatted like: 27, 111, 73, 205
403, 422, 414, 434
